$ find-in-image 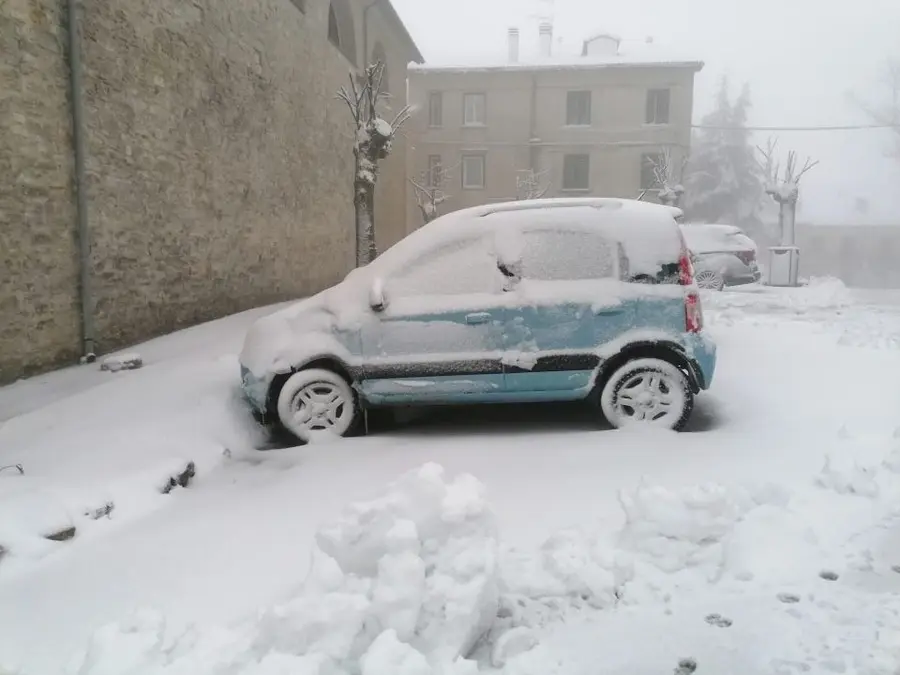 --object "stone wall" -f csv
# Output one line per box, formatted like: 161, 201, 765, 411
0, 0, 415, 383
0, 0, 82, 382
